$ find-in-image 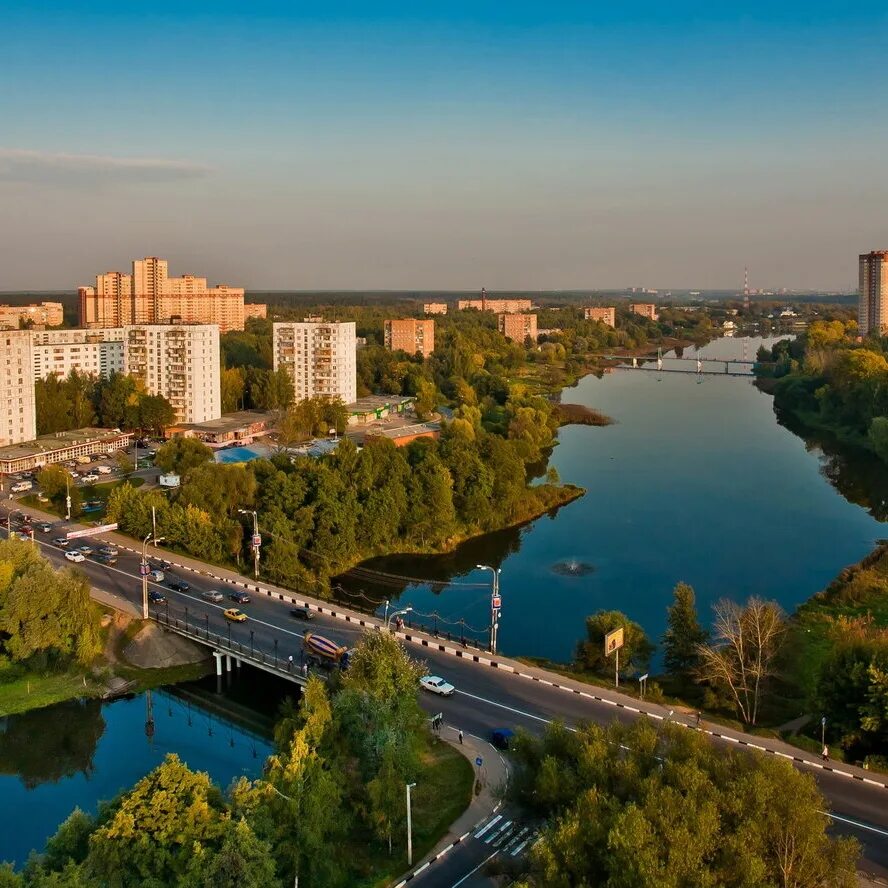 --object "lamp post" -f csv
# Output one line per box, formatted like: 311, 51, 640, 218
386, 606, 412, 630
238, 509, 260, 579
821, 715, 827, 748
406, 782, 417, 866
141, 533, 165, 619
477, 564, 502, 655
383, 599, 390, 626
65, 475, 71, 521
